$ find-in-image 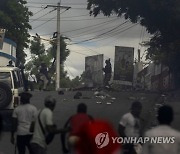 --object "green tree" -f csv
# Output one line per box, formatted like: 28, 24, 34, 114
70, 76, 81, 88
0, 0, 32, 64
26, 36, 70, 88
87, 0, 180, 88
